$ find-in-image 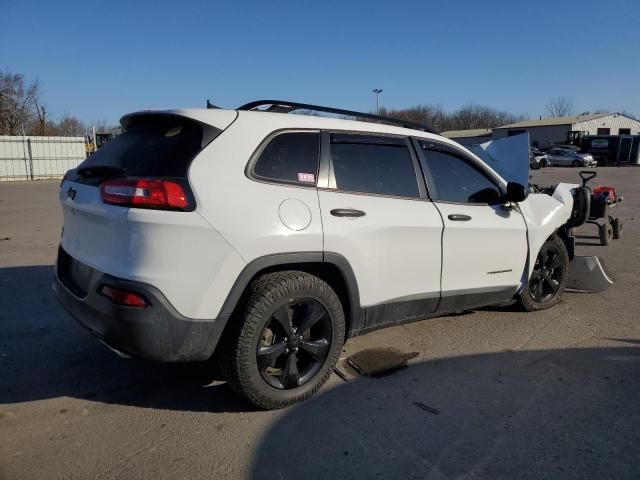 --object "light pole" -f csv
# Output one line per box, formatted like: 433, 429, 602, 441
372, 89, 383, 115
